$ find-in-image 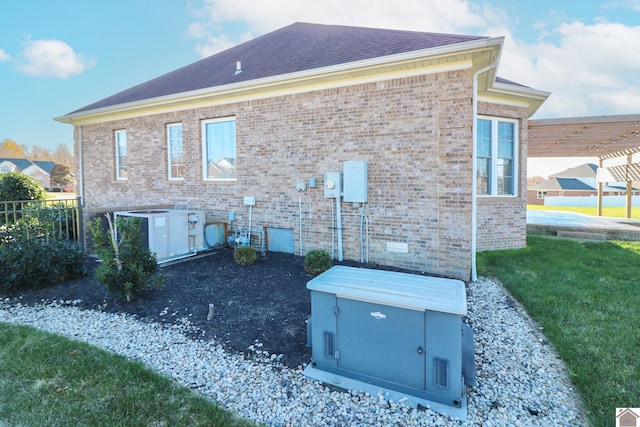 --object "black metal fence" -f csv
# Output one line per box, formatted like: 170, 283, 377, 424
0, 197, 82, 242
